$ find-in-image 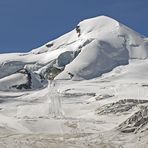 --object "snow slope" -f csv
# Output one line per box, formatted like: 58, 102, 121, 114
56, 16, 148, 79
0, 16, 148, 90
0, 60, 148, 147
0, 16, 148, 148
